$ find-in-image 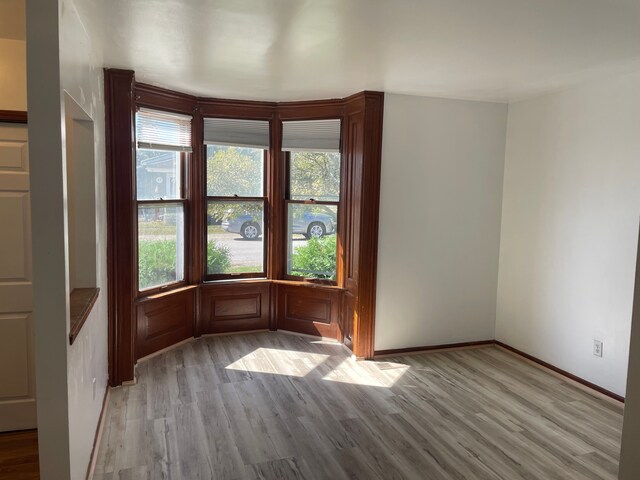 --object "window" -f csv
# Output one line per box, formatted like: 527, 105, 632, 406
204, 118, 269, 279
135, 108, 191, 291
283, 119, 341, 281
